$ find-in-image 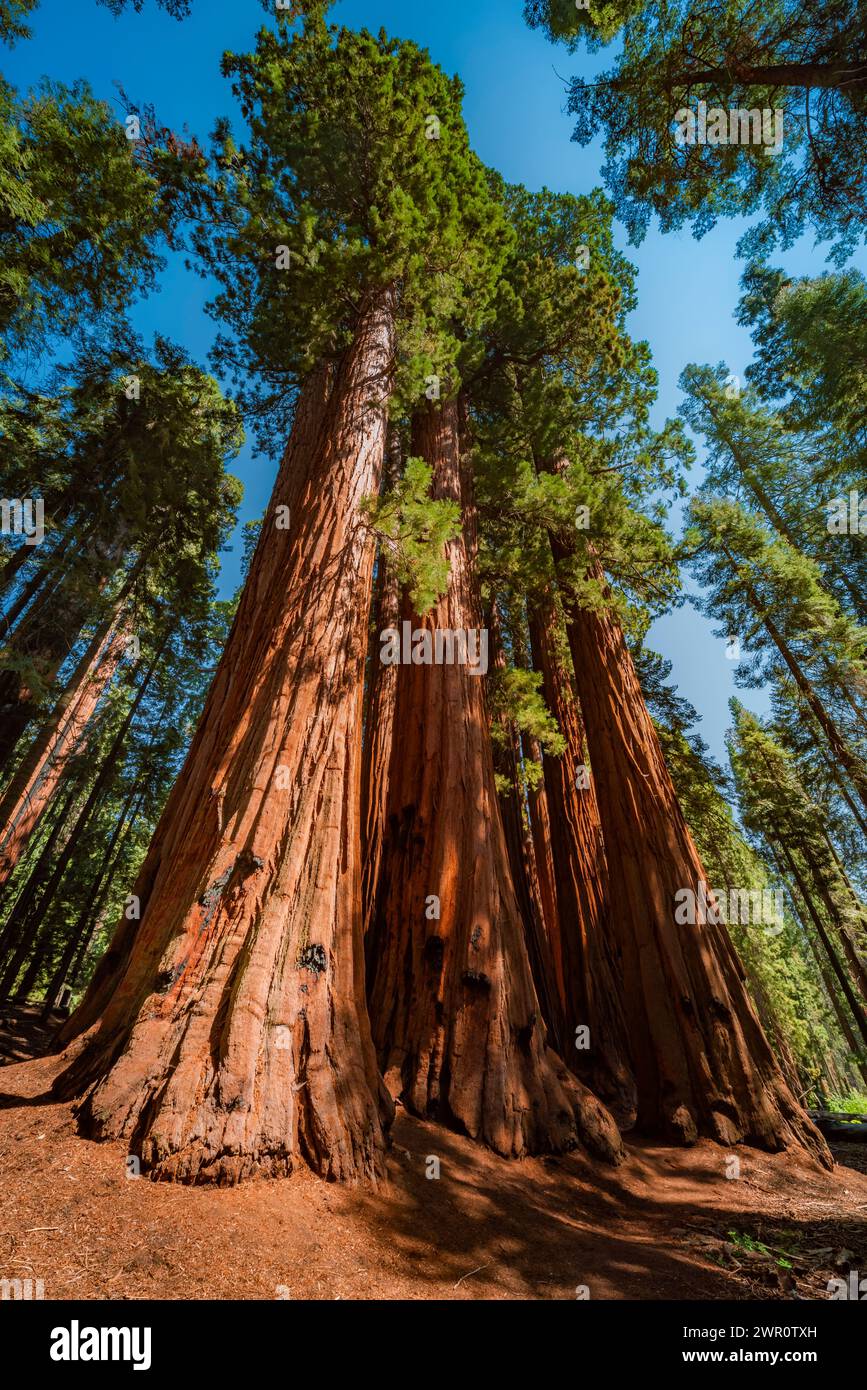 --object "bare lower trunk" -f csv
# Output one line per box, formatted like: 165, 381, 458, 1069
528, 597, 636, 1126
365, 399, 622, 1163
561, 555, 828, 1164
53, 293, 398, 1184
